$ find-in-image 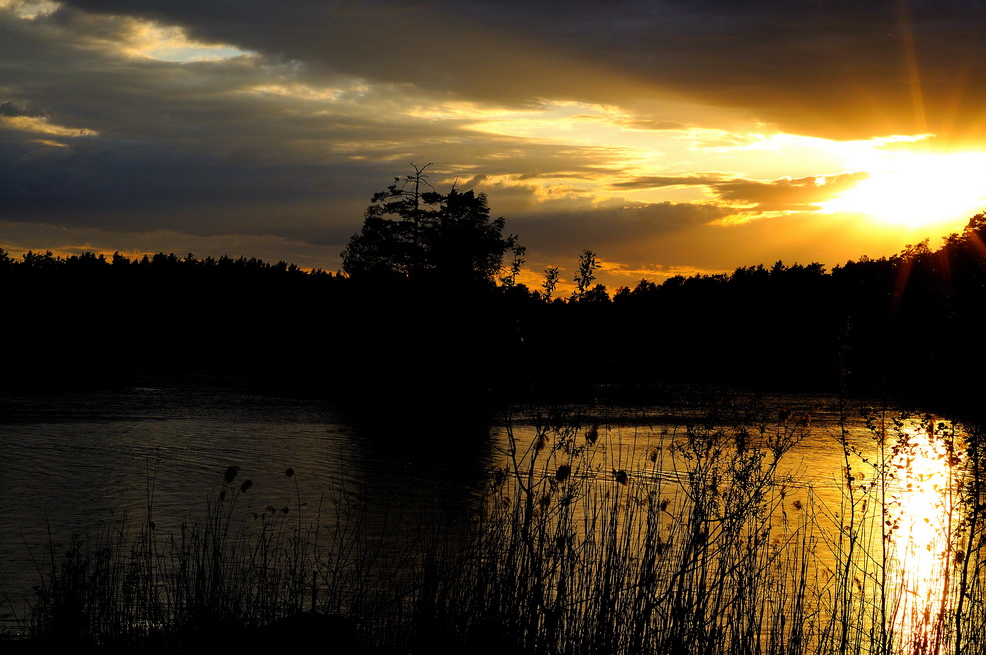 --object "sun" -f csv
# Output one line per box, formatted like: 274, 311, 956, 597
821, 150, 986, 229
